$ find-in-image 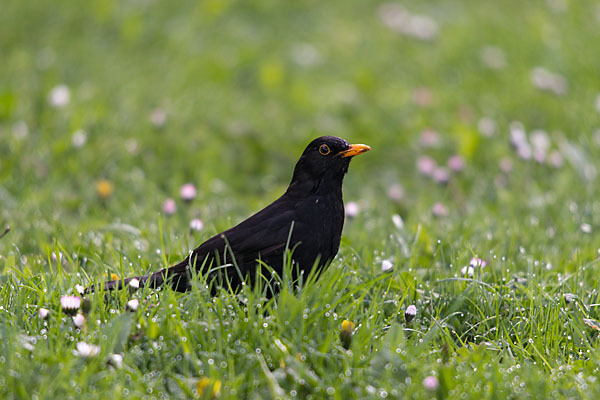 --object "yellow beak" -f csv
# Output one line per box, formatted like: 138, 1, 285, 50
339, 144, 371, 158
